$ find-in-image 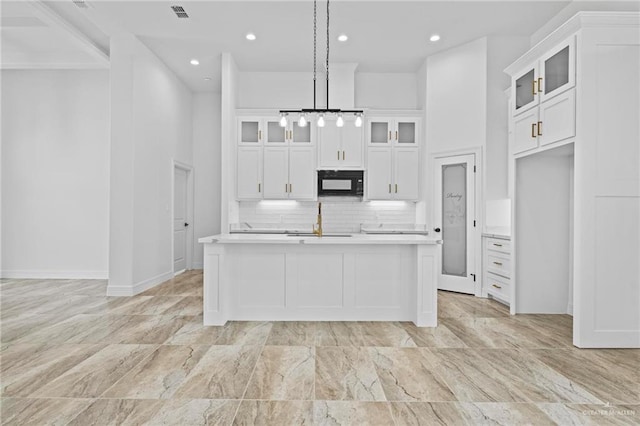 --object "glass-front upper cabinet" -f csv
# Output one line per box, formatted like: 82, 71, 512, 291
290, 121, 313, 144
238, 117, 263, 144
539, 37, 575, 103
265, 120, 287, 145
511, 37, 575, 116
367, 118, 419, 146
